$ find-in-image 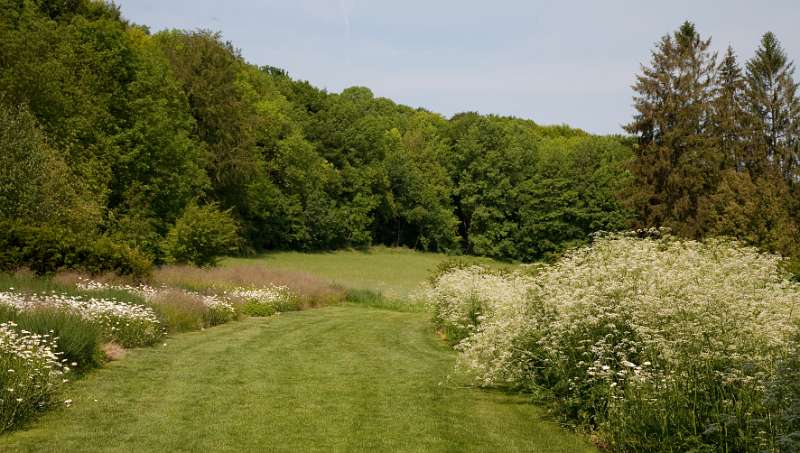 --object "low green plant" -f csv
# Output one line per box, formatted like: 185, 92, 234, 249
240, 302, 277, 317
204, 301, 238, 326
762, 331, 800, 451
148, 290, 237, 332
